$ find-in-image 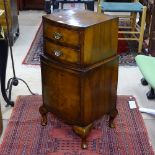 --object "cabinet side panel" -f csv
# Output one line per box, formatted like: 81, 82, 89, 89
41, 57, 82, 125
82, 57, 118, 125
83, 18, 118, 65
